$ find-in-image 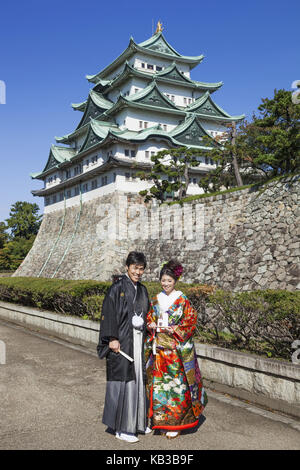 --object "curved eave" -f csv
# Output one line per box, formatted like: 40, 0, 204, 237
133, 43, 204, 69
187, 92, 245, 121
71, 101, 87, 111
90, 90, 113, 110
55, 122, 89, 144
137, 32, 204, 66
101, 61, 220, 95
86, 36, 204, 83
31, 156, 151, 196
